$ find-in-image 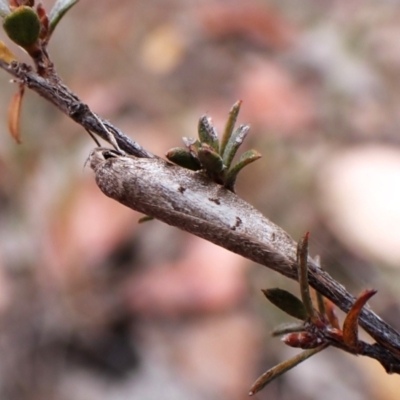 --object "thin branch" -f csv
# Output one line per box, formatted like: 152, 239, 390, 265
2, 59, 400, 373
0, 60, 155, 158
